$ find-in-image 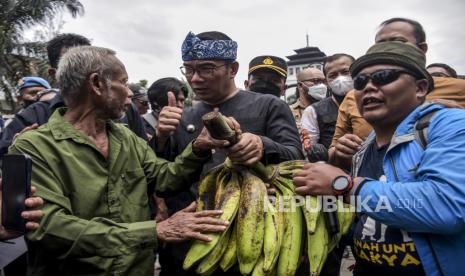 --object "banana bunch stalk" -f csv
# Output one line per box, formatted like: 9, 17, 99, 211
182, 111, 355, 275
